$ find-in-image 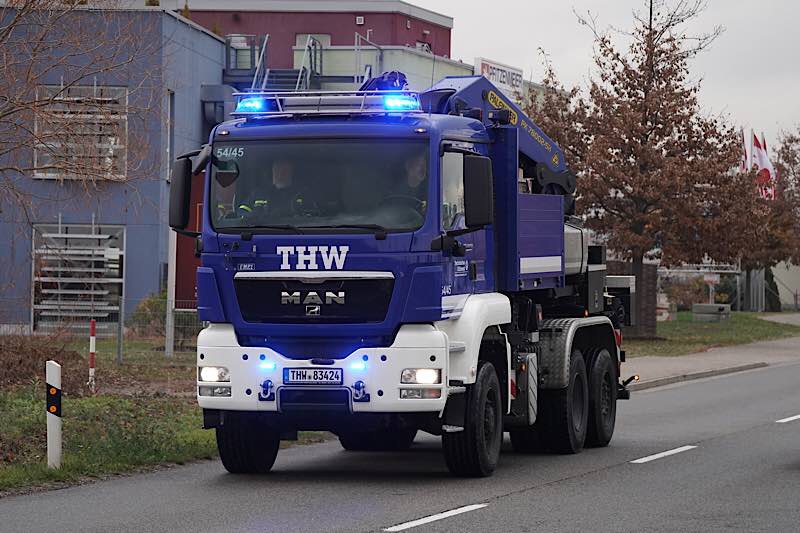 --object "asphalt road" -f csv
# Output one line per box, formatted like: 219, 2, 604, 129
2, 360, 799, 533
